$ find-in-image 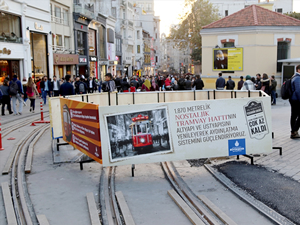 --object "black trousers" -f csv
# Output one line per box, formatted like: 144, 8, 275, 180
1, 95, 12, 115
30, 99, 36, 110
53, 90, 59, 97
290, 100, 300, 132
